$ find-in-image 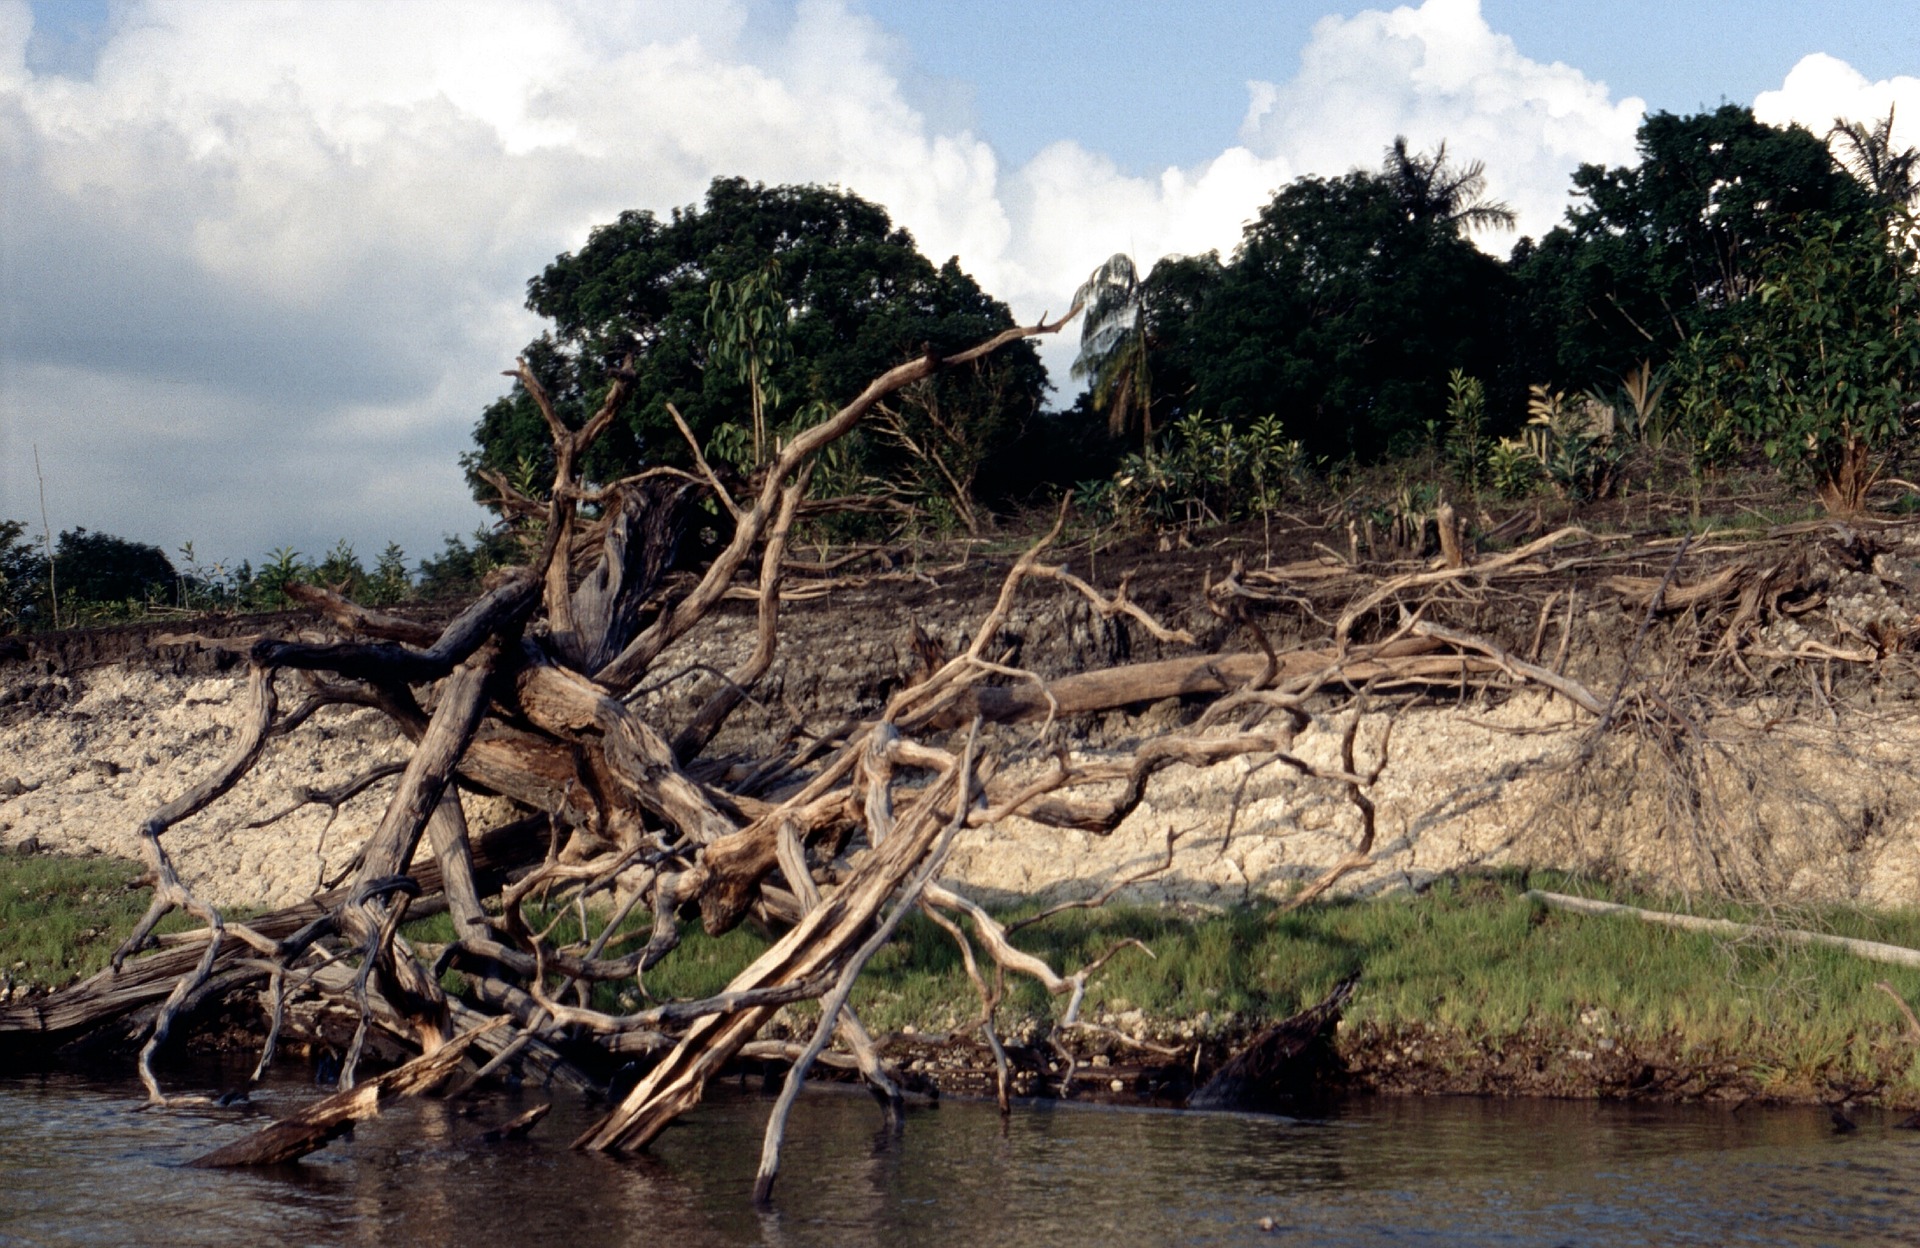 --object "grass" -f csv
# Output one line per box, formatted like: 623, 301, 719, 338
0, 852, 195, 990
15, 852, 1920, 1098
